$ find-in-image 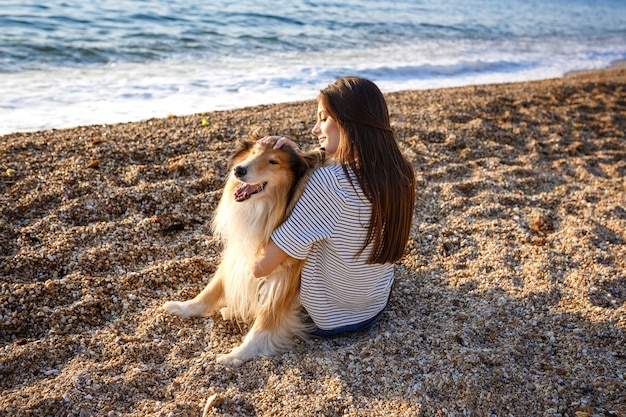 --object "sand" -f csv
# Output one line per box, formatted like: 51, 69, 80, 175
1, 66, 625, 417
